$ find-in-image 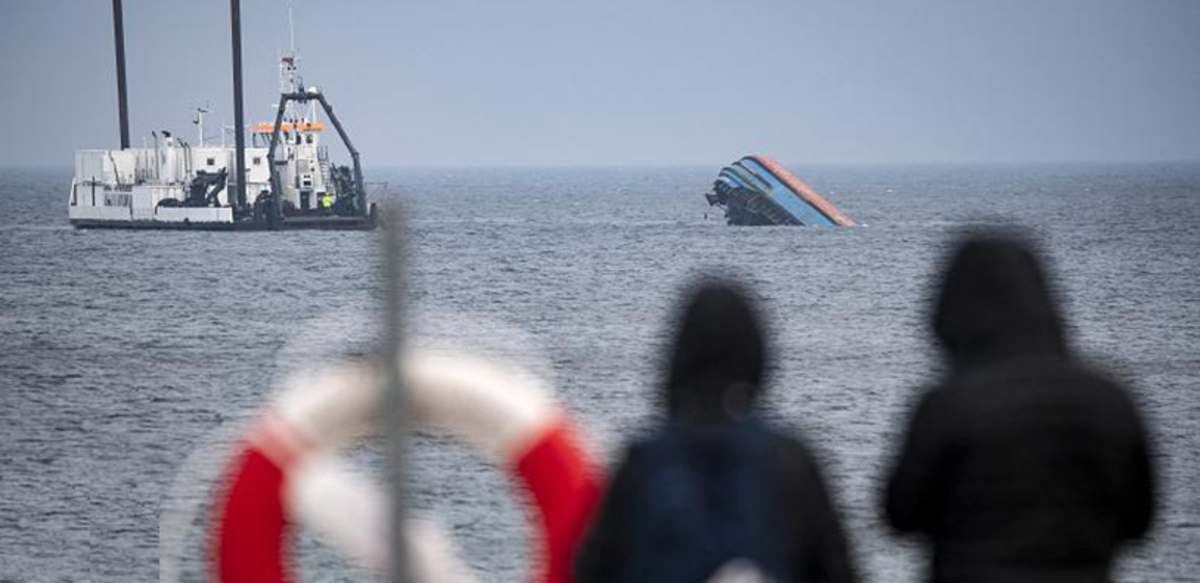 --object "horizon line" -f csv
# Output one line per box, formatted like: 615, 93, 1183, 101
4, 158, 1200, 172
